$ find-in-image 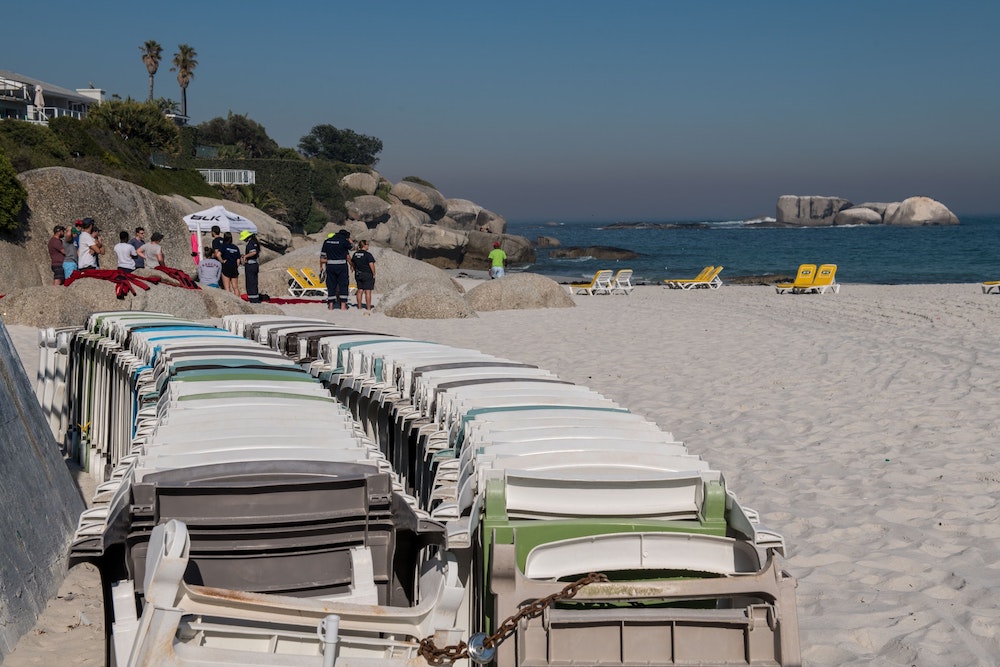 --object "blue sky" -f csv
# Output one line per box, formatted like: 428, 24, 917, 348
5, 1, 998, 221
